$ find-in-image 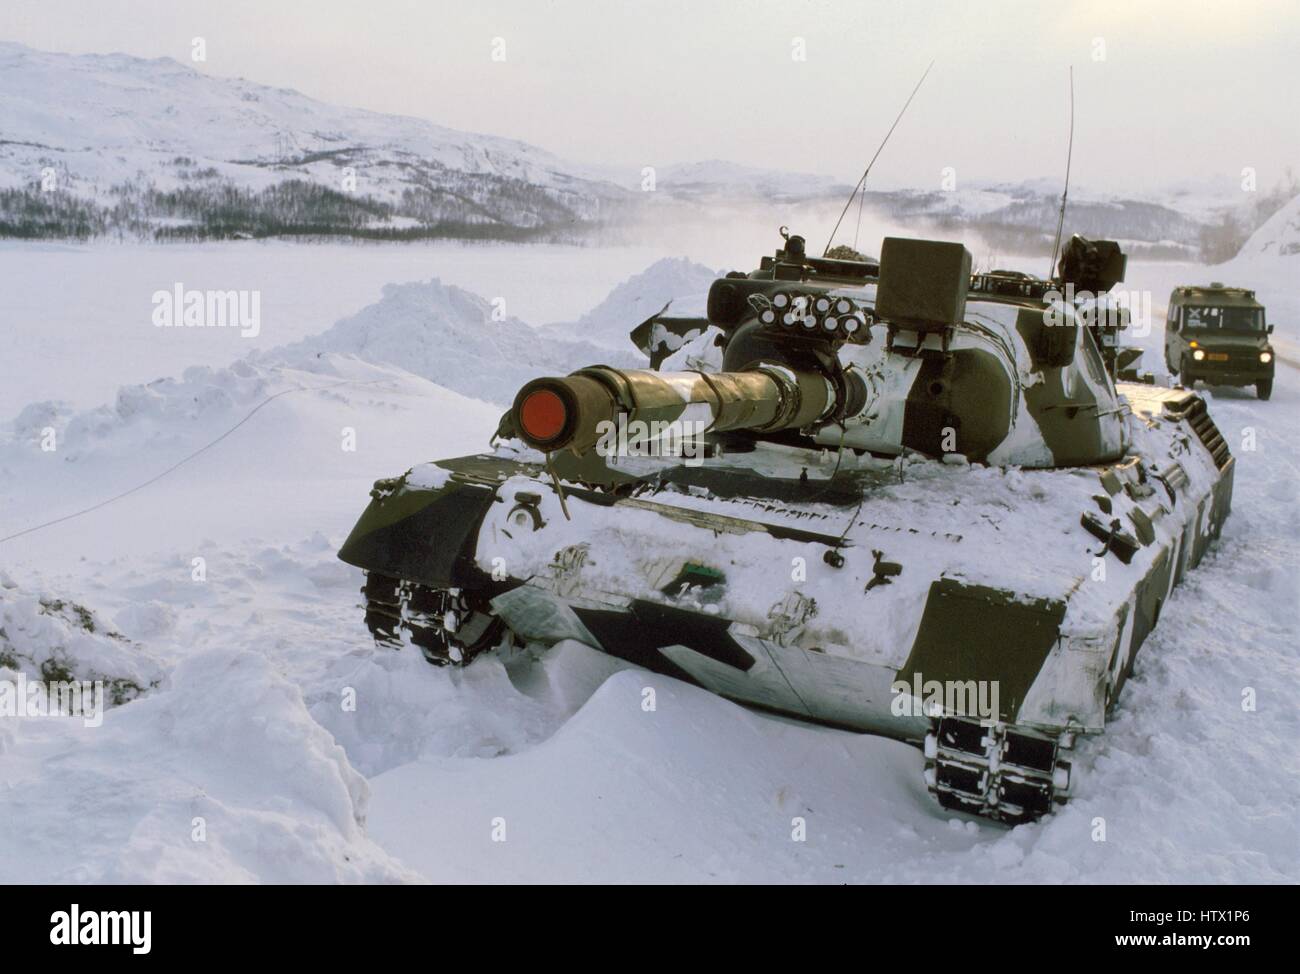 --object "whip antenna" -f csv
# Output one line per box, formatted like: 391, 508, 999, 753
824, 60, 935, 257
1048, 66, 1075, 279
